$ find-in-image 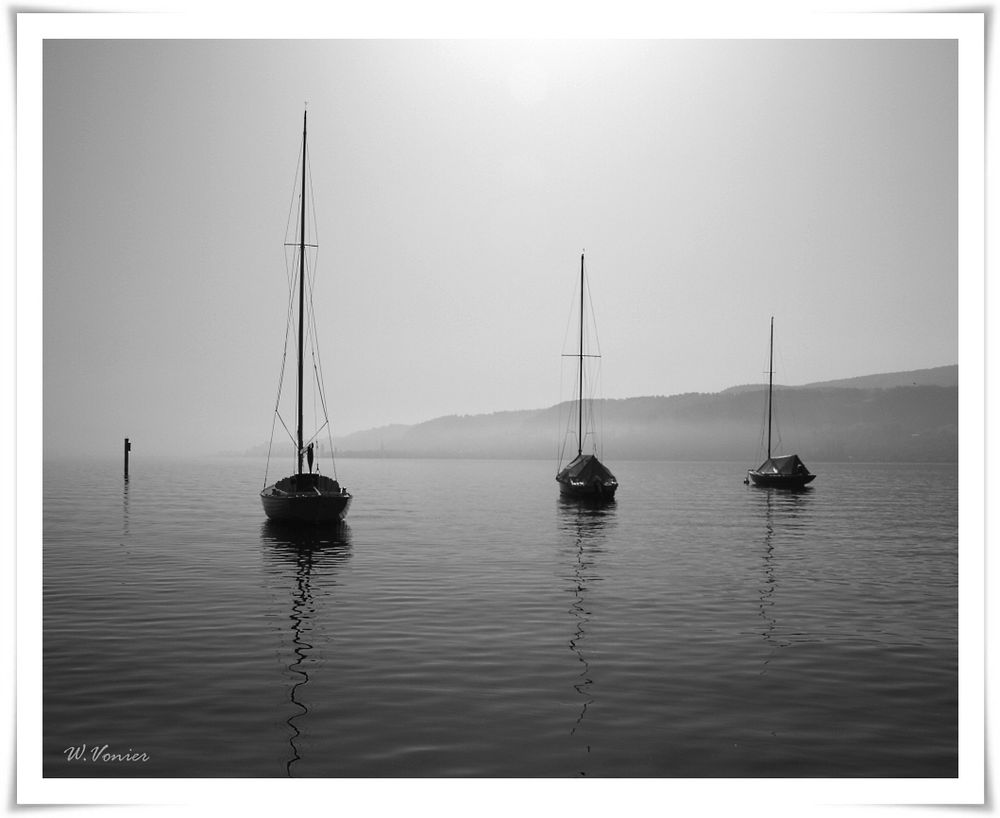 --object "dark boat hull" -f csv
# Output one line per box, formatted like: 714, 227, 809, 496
261, 491, 352, 524
747, 471, 816, 490
261, 473, 351, 524
556, 453, 618, 501
746, 453, 815, 490
557, 477, 618, 500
